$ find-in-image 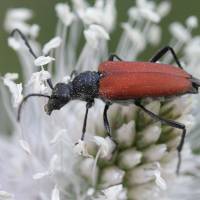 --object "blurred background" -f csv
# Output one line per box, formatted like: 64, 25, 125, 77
0, 0, 199, 78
